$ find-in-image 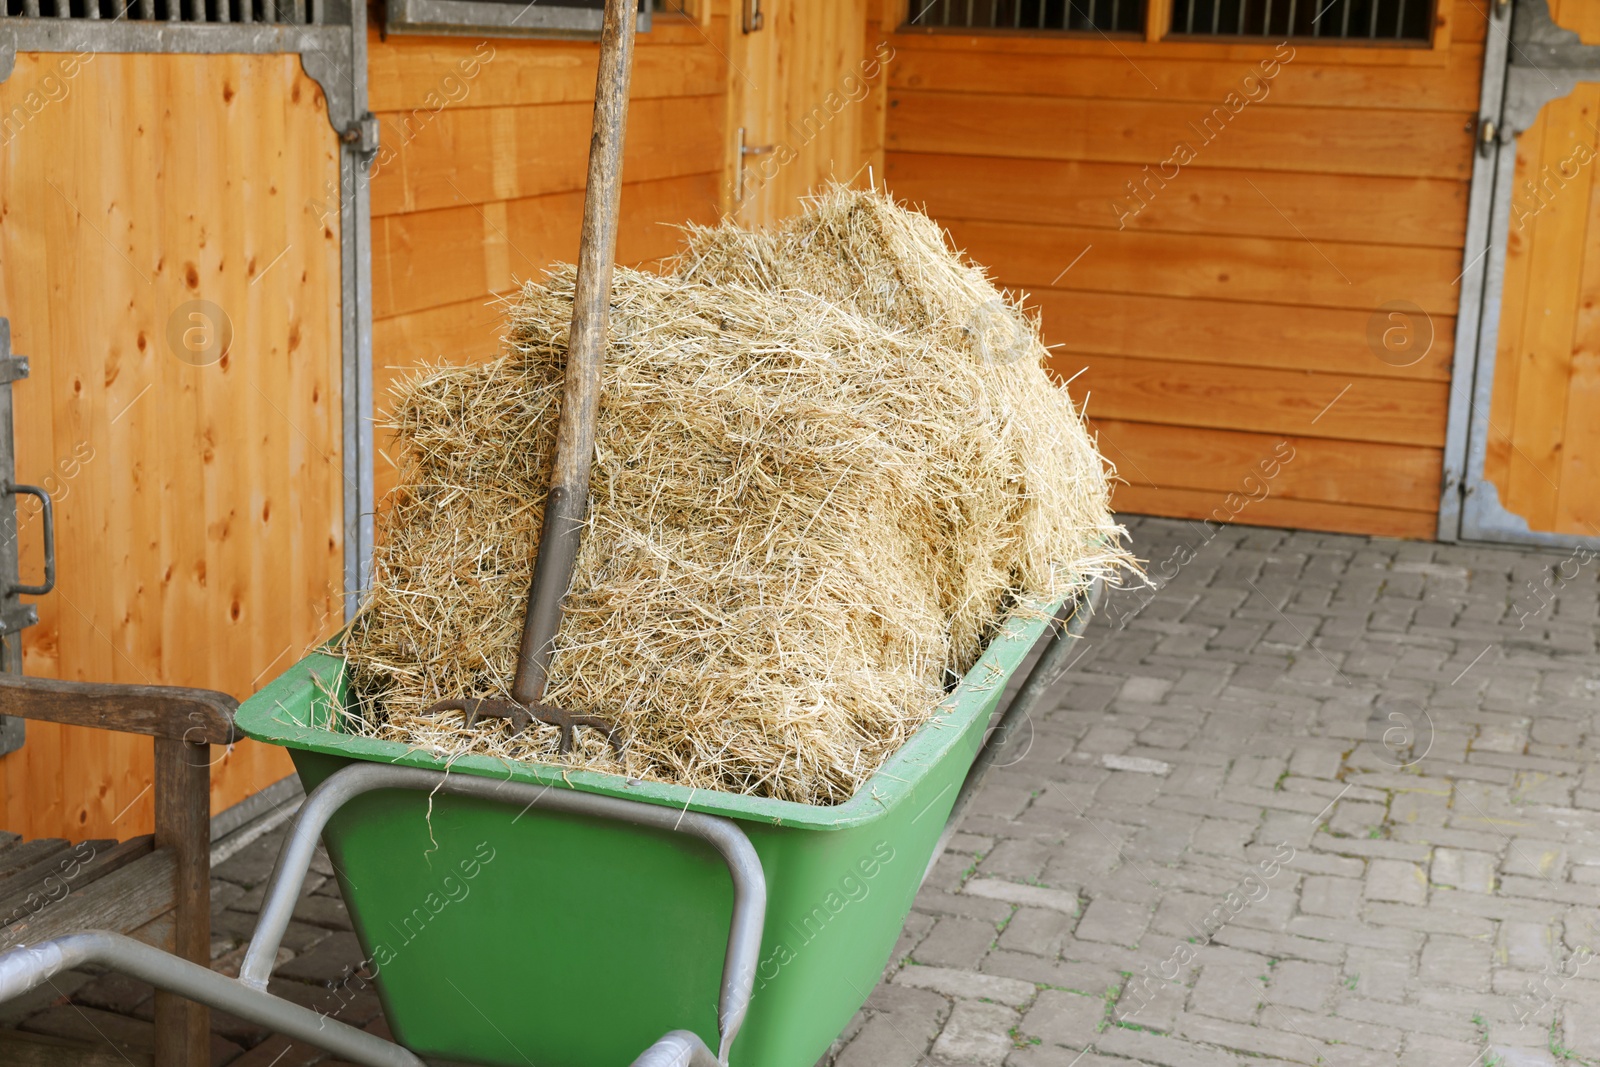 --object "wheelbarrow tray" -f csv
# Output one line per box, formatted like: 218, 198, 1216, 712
234, 599, 1064, 1067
